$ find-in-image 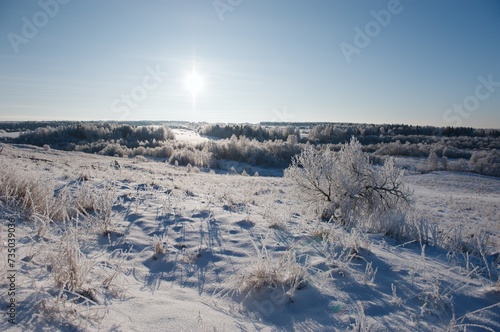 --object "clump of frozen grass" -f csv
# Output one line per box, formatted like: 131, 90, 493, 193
82, 181, 118, 235
337, 228, 369, 257
309, 225, 331, 241
0, 158, 92, 222
363, 261, 378, 285
415, 280, 454, 320
74, 181, 98, 213
47, 226, 97, 295
0, 160, 53, 218
318, 226, 372, 279
152, 234, 167, 257
30, 291, 107, 331
158, 189, 180, 218
38, 222, 127, 305
264, 207, 290, 229
444, 226, 494, 278
391, 283, 403, 306
233, 239, 308, 301
363, 209, 438, 246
